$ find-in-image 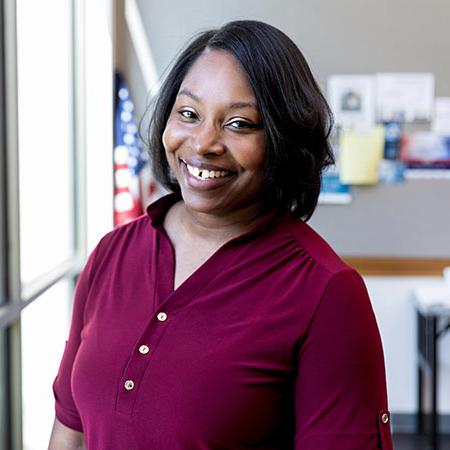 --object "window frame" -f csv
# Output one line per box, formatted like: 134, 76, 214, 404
0, 0, 10, 445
